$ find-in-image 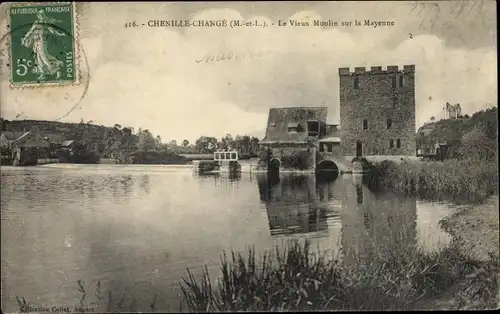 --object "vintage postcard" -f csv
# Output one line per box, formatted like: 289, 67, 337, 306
0, 1, 498, 313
